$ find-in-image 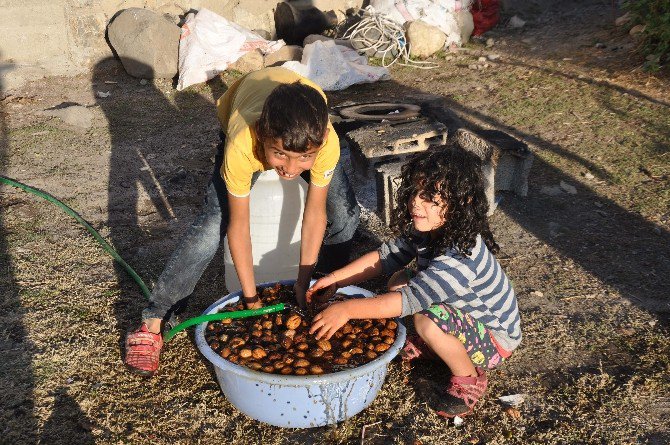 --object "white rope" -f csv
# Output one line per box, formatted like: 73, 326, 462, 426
341, 8, 439, 70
